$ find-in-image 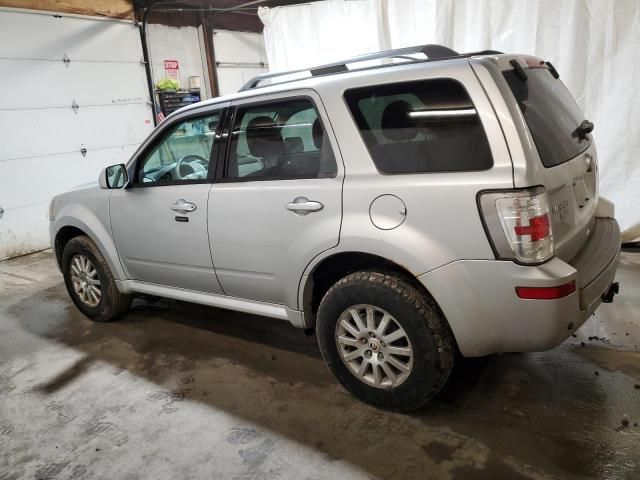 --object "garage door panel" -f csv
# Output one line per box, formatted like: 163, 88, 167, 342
0, 202, 50, 260
217, 67, 267, 96
0, 9, 153, 259
0, 59, 149, 109
213, 30, 268, 95
0, 104, 152, 161
214, 30, 267, 64
0, 10, 142, 63
0, 144, 138, 211
0, 144, 139, 260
